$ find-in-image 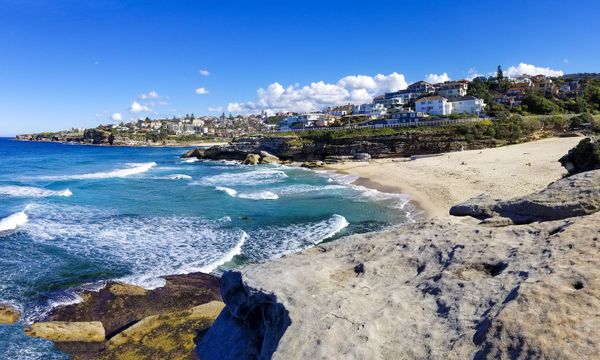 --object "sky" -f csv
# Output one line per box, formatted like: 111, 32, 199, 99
1, 0, 599, 136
